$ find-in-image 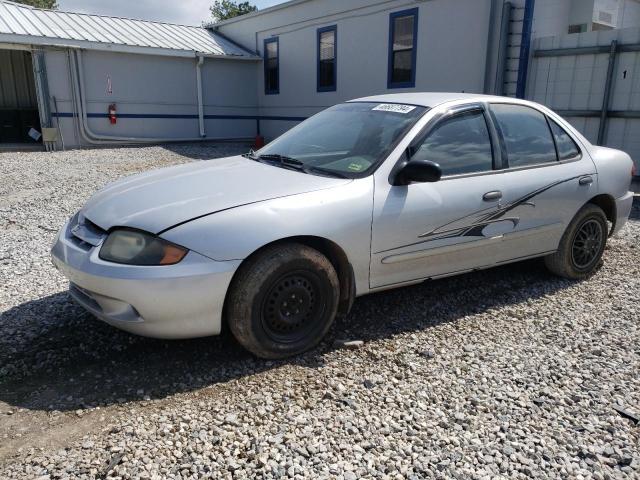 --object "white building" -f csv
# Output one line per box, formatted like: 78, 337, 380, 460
0, 0, 639, 160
